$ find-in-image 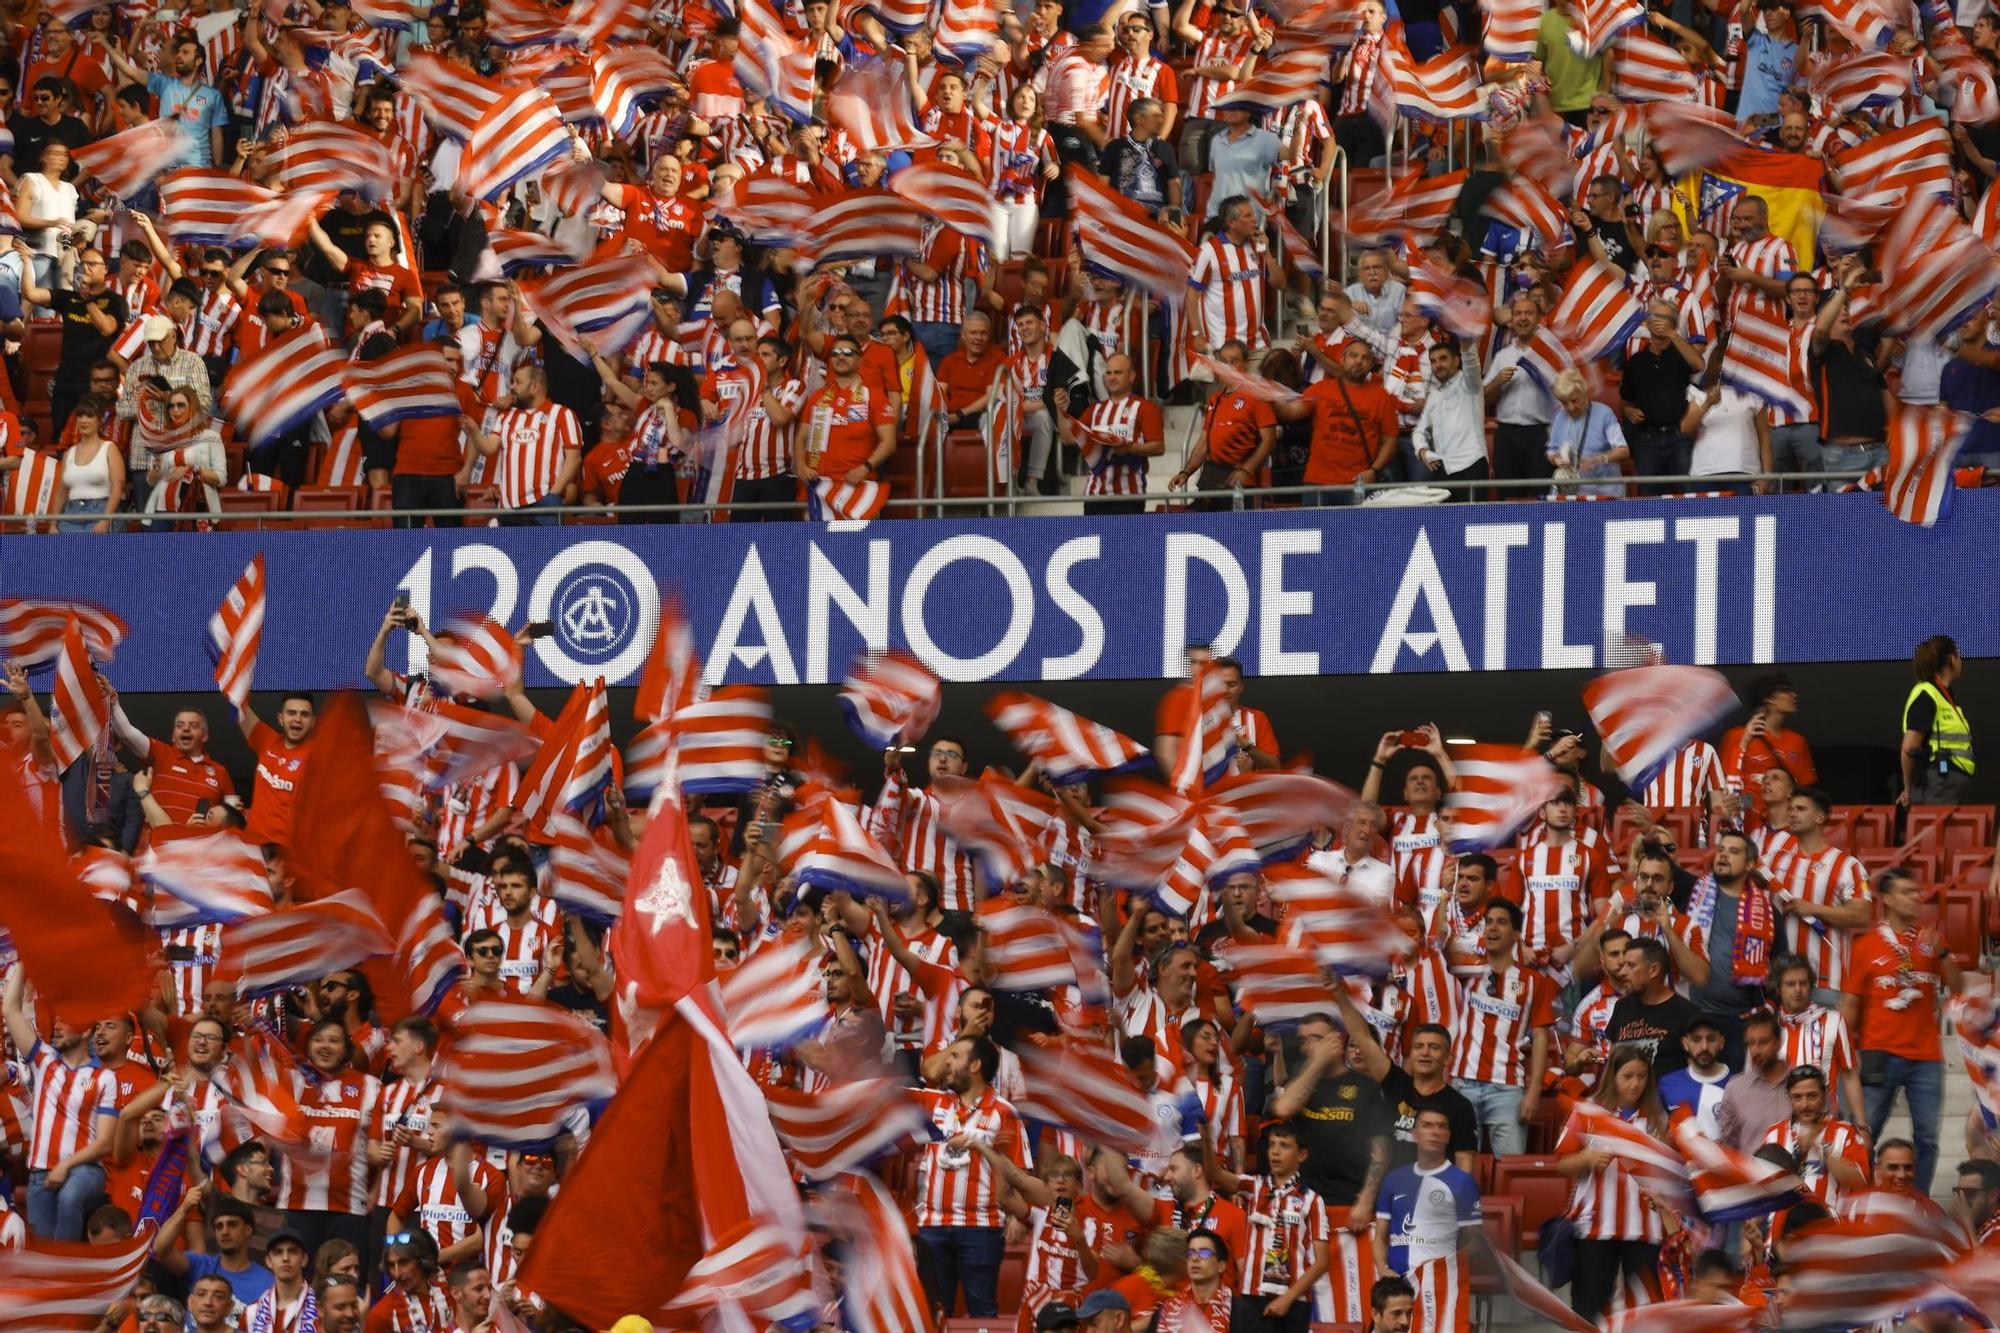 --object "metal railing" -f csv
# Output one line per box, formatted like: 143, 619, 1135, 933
0, 472, 1875, 529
